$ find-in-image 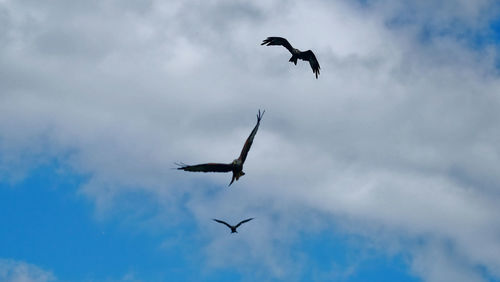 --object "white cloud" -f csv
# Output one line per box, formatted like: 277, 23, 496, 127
0, 259, 55, 282
411, 241, 488, 282
1, 0, 500, 280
